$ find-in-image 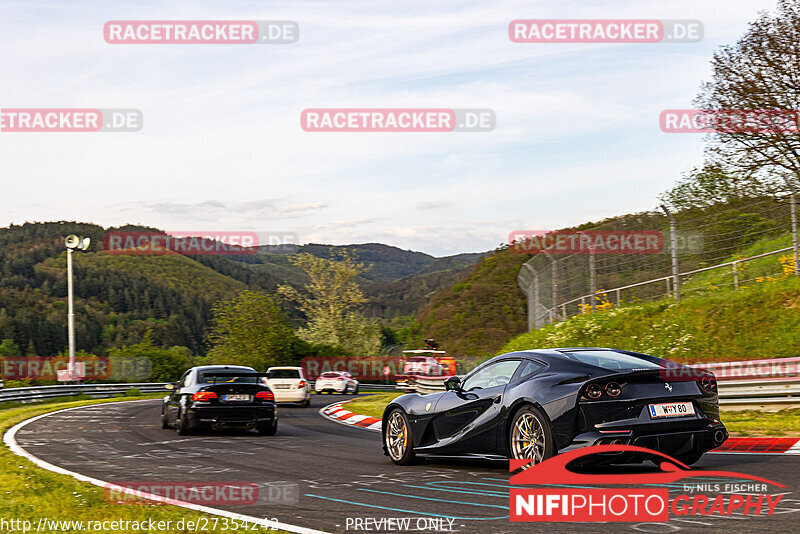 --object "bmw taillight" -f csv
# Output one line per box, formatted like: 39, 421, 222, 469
700, 376, 718, 393
298, 380, 306, 388
256, 390, 275, 401
192, 391, 217, 401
